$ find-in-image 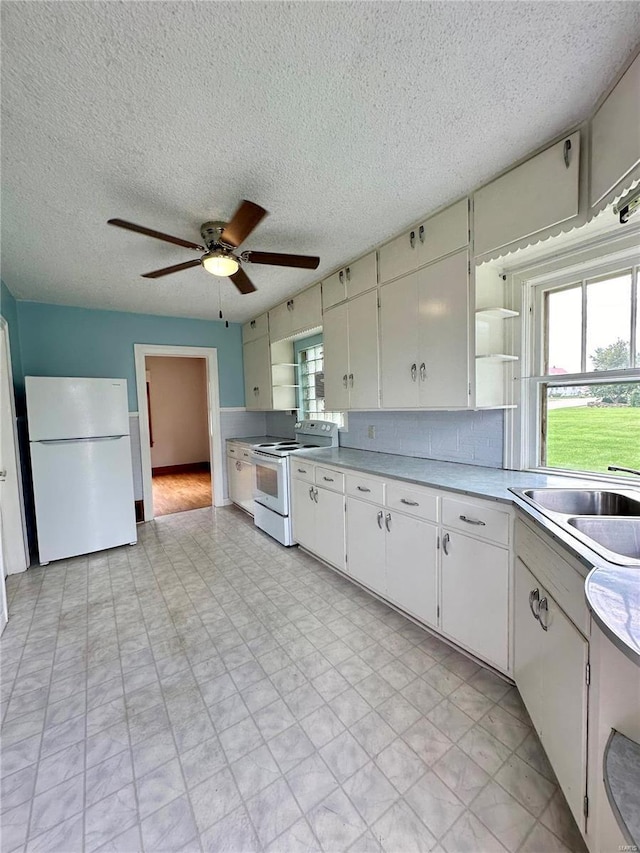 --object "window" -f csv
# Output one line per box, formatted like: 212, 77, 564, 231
532, 264, 640, 477
298, 343, 344, 427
